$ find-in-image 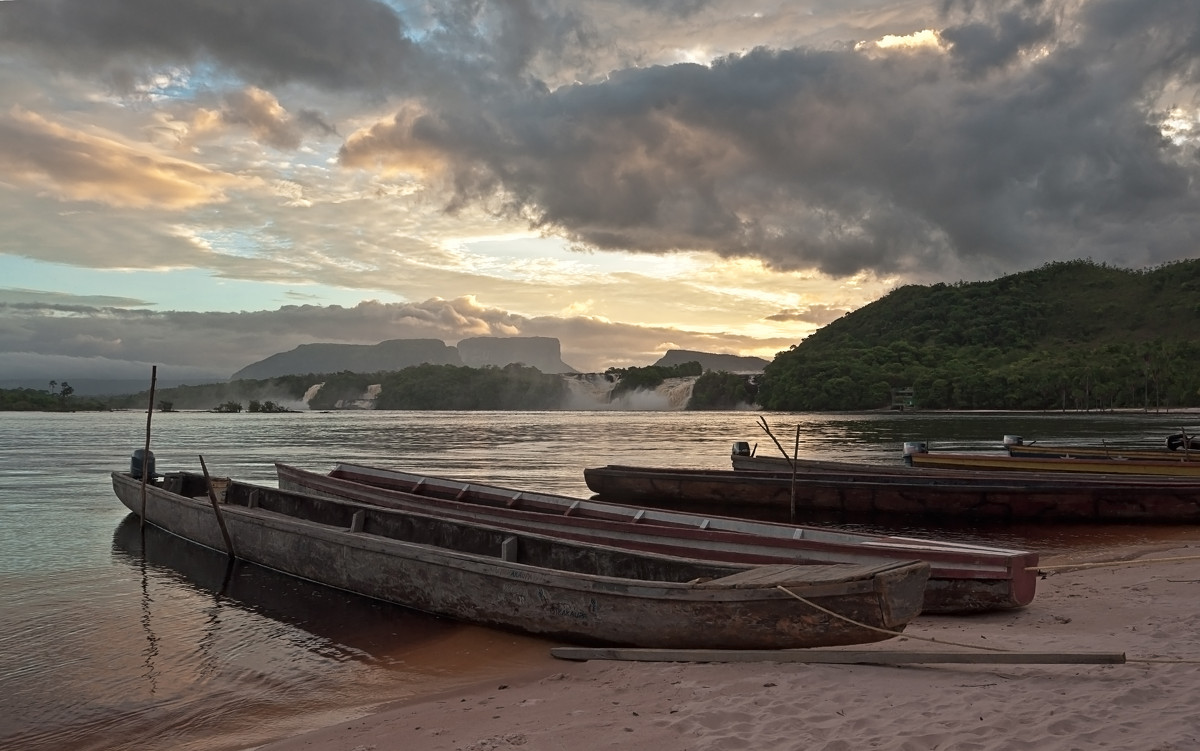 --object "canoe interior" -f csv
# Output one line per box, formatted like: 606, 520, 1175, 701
165, 472, 901, 588
284, 463, 1035, 613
